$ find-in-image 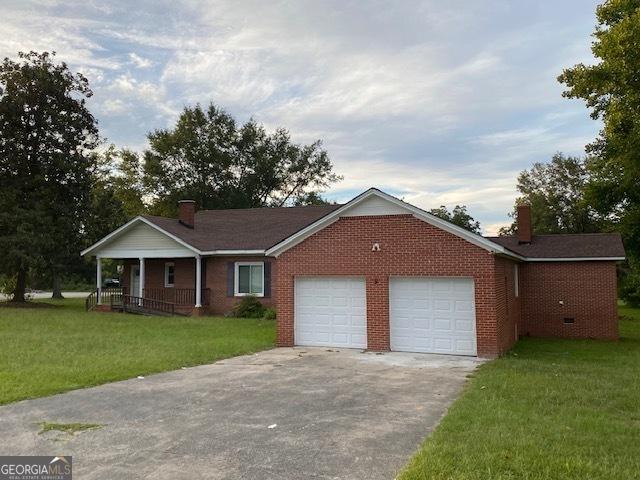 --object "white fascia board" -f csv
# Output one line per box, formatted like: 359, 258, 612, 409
265, 188, 524, 260
98, 249, 198, 259
81, 216, 201, 257
524, 257, 626, 262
